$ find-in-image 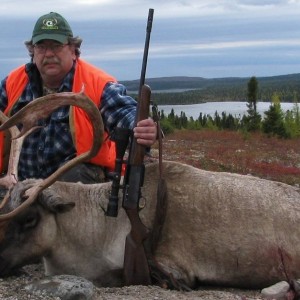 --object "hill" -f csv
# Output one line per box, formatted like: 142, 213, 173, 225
121, 76, 247, 91
120, 74, 300, 104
